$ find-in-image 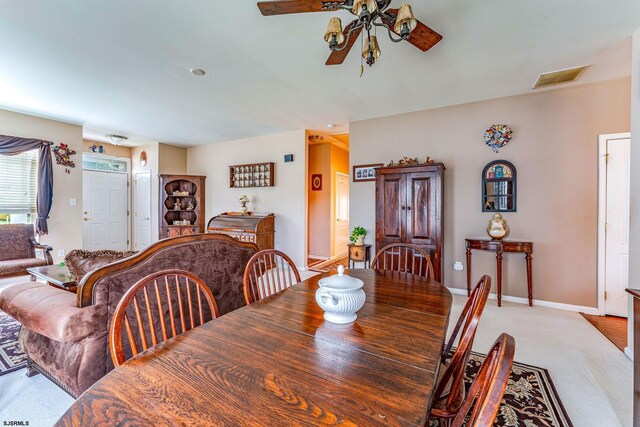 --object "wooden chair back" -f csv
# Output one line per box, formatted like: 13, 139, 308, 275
430, 275, 492, 421
452, 333, 515, 427
109, 269, 219, 367
370, 243, 434, 279
243, 249, 301, 304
